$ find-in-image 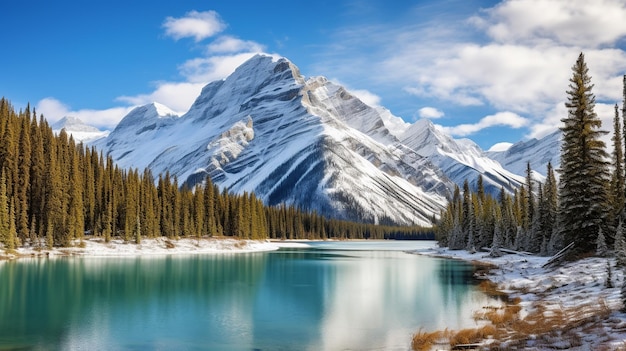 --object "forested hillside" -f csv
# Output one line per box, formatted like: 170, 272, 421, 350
0, 98, 431, 250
